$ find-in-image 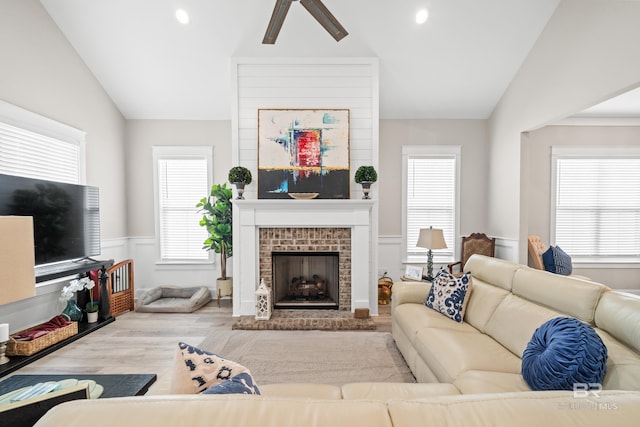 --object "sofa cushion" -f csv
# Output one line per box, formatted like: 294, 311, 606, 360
596, 328, 640, 390
463, 278, 510, 333
387, 391, 640, 427
453, 370, 531, 394
484, 294, 559, 358
341, 382, 460, 400
393, 303, 476, 346
414, 328, 521, 383
425, 269, 471, 322
595, 291, 640, 354
522, 317, 607, 391
463, 254, 520, 291
170, 342, 259, 394
259, 383, 342, 399
512, 267, 607, 325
